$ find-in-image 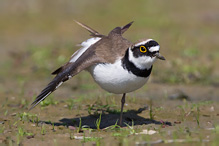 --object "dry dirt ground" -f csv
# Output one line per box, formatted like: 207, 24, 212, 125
0, 0, 219, 145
